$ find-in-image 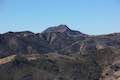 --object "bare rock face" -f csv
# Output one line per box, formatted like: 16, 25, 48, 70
0, 25, 120, 80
